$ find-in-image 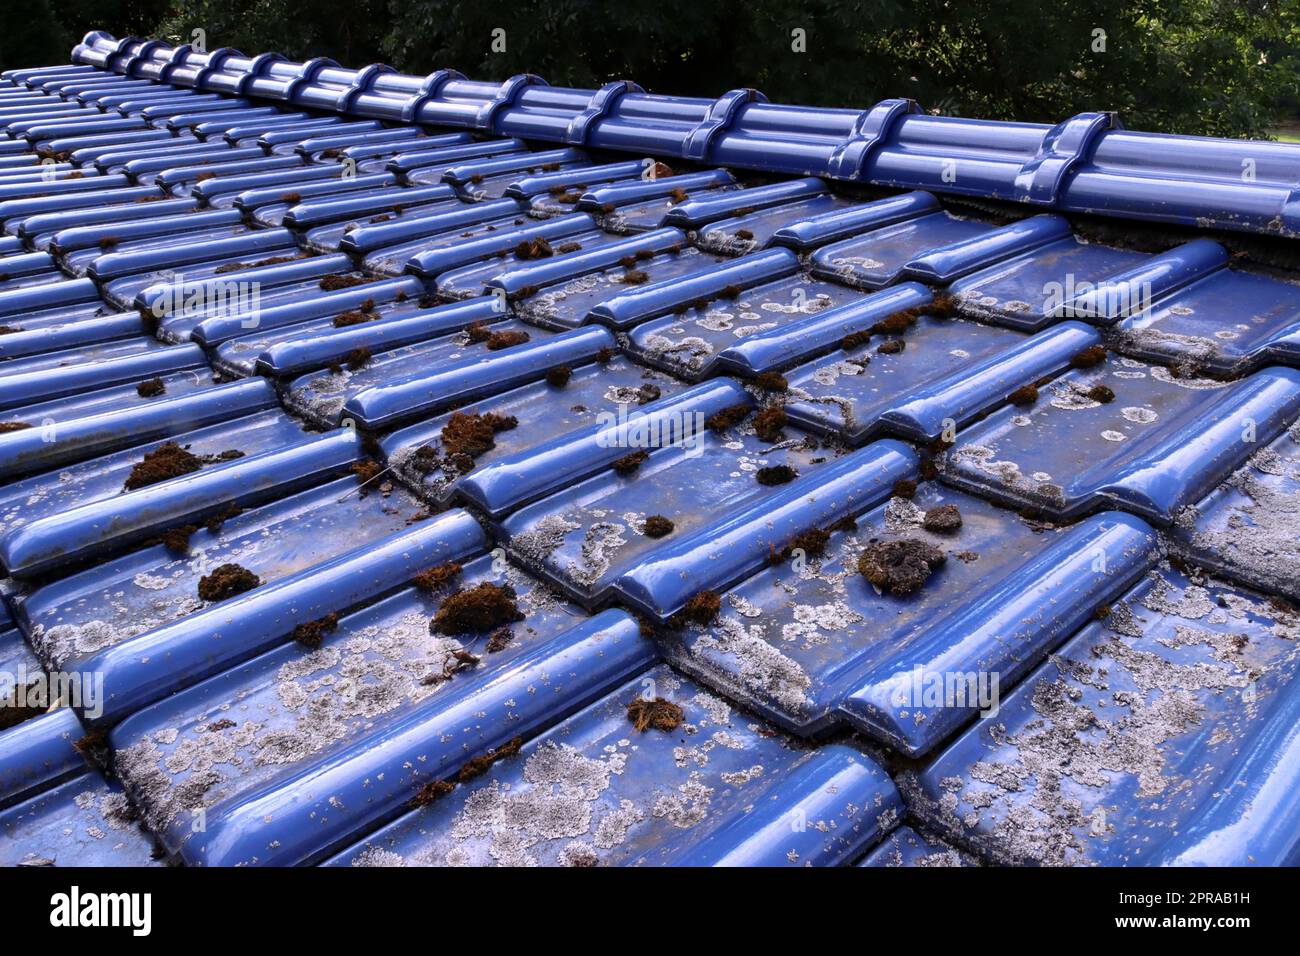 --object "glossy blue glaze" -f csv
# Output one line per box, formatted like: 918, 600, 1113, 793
908, 566, 1300, 866
942, 361, 1300, 525
325, 664, 902, 867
